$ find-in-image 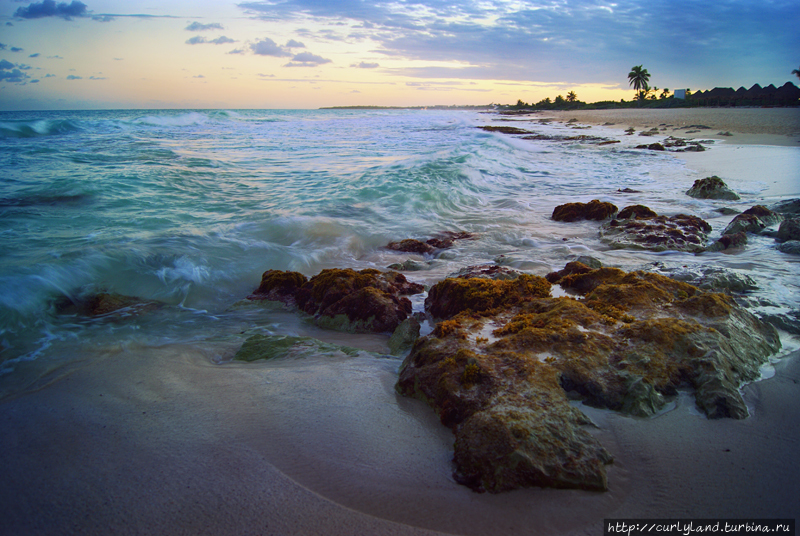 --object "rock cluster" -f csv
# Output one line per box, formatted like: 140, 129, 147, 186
395, 263, 781, 493
248, 268, 424, 334
599, 206, 711, 253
